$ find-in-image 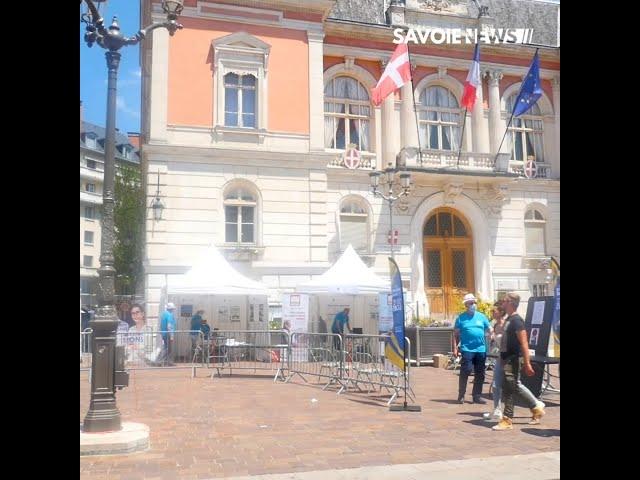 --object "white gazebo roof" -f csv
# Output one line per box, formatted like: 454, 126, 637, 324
167, 244, 269, 296
295, 245, 390, 295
